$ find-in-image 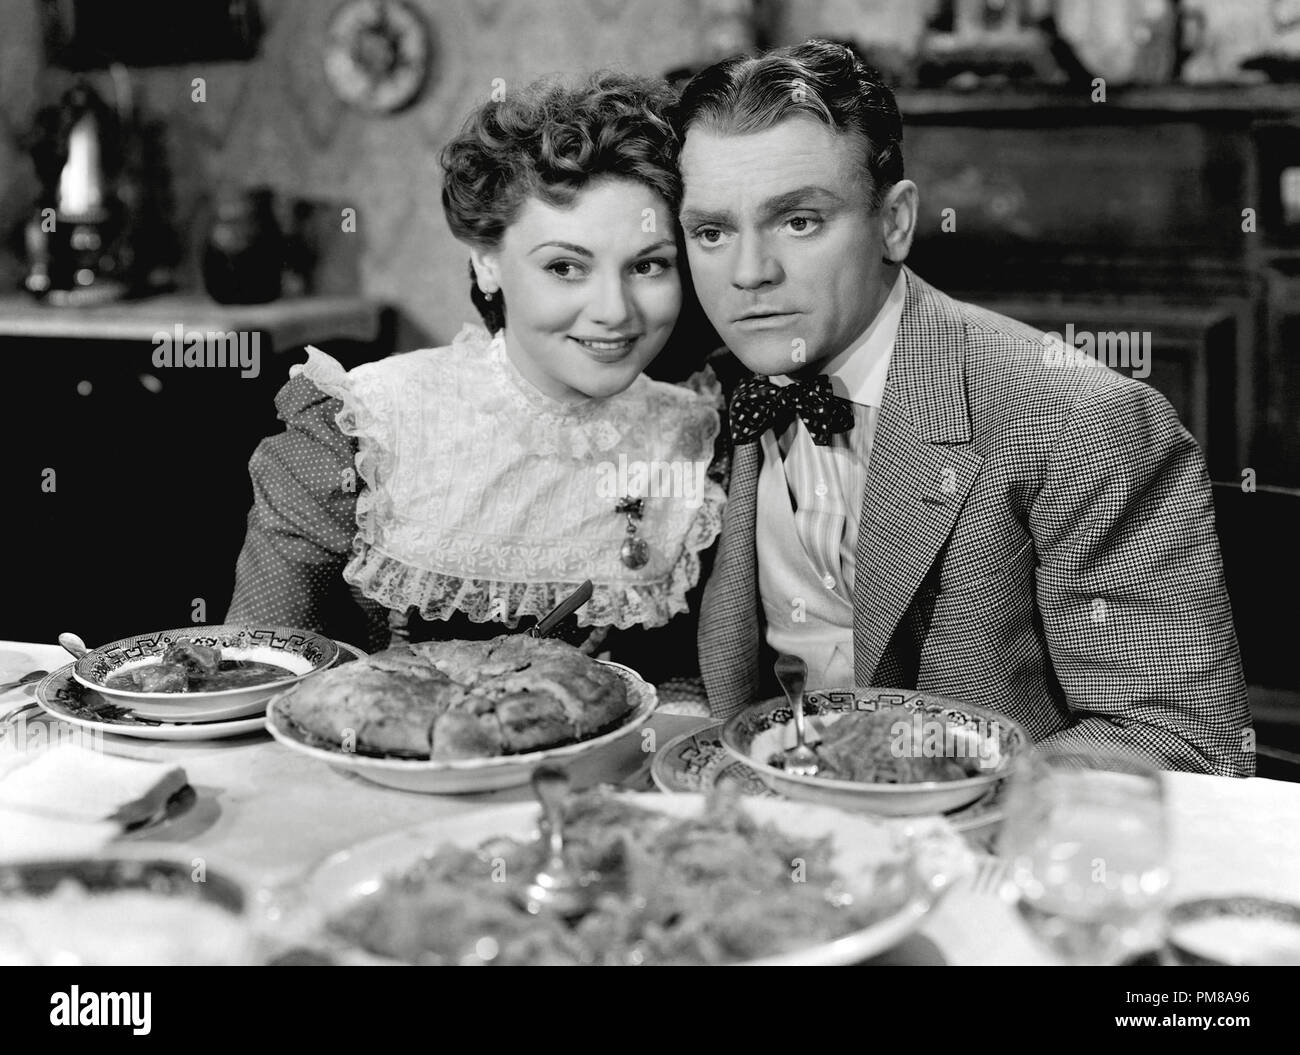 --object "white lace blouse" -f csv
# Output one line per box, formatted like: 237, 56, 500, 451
296, 324, 726, 631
